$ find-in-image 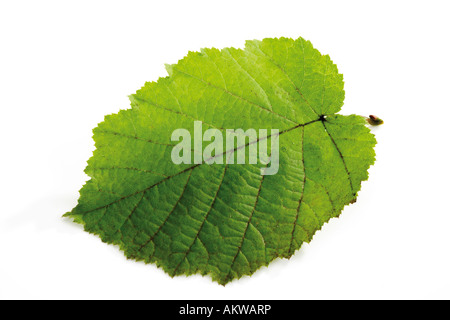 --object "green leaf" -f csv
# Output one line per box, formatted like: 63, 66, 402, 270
65, 37, 377, 285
